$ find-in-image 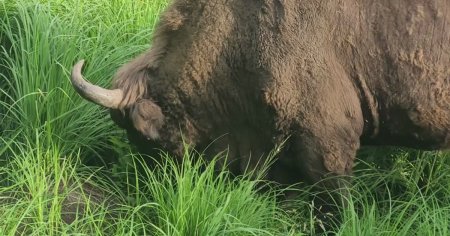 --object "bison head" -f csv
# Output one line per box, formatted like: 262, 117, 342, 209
69, 1, 256, 156
71, 60, 164, 142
